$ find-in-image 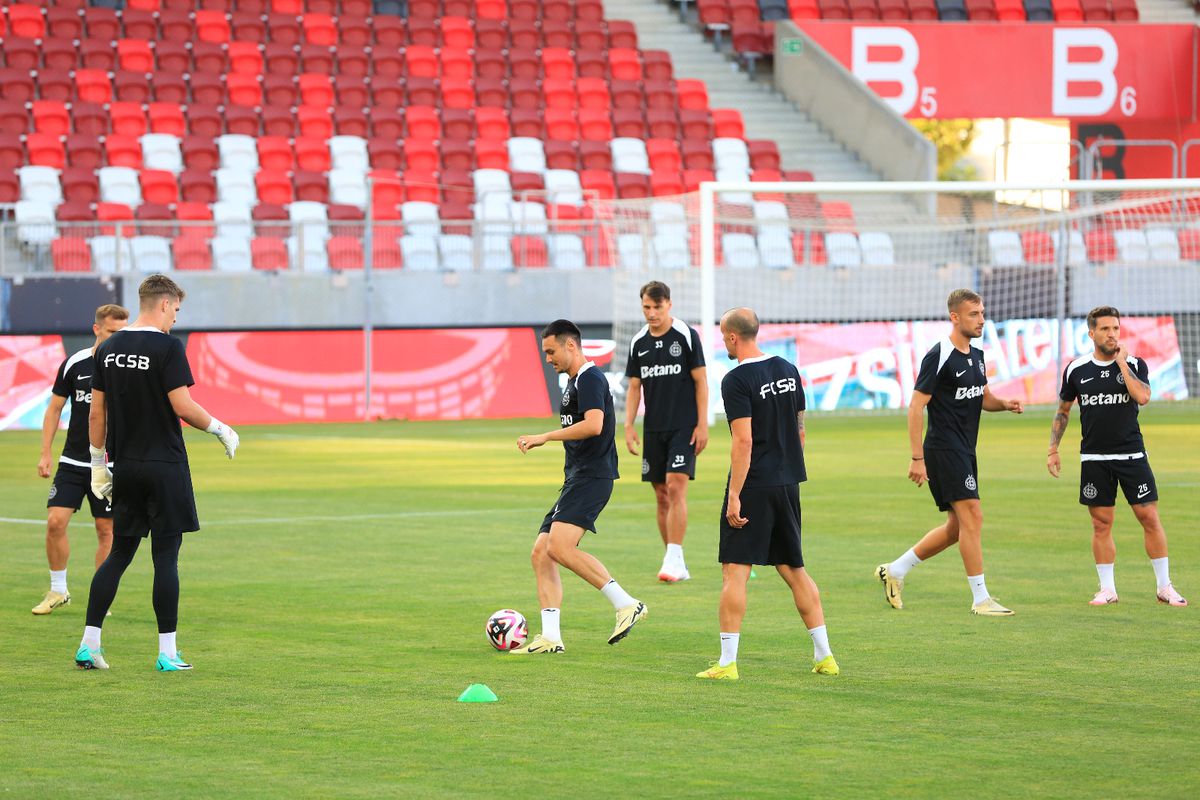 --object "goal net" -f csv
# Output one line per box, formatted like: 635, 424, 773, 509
606, 179, 1200, 419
